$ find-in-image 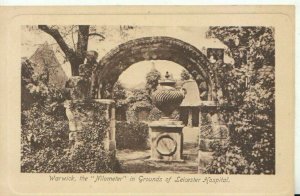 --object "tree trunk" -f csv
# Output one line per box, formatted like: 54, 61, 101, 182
71, 25, 90, 76
38, 25, 90, 76
77, 26, 90, 61
69, 56, 81, 76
